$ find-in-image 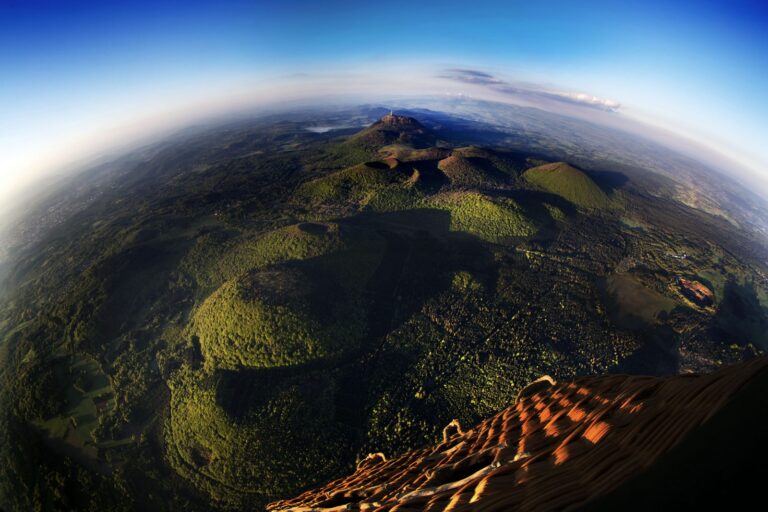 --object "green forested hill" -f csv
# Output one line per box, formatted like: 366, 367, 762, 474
1, 108, 766, 511
523, 162, 611, 209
